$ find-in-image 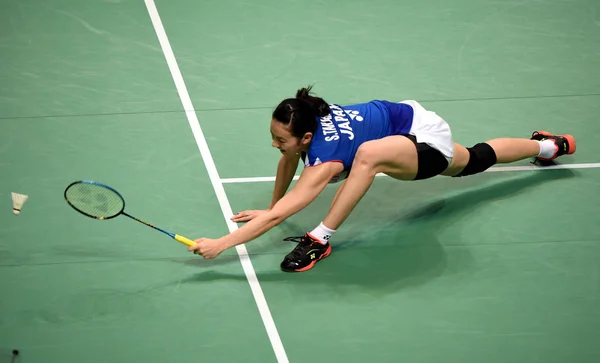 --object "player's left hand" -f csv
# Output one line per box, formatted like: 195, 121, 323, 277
188, 238, 225, 259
